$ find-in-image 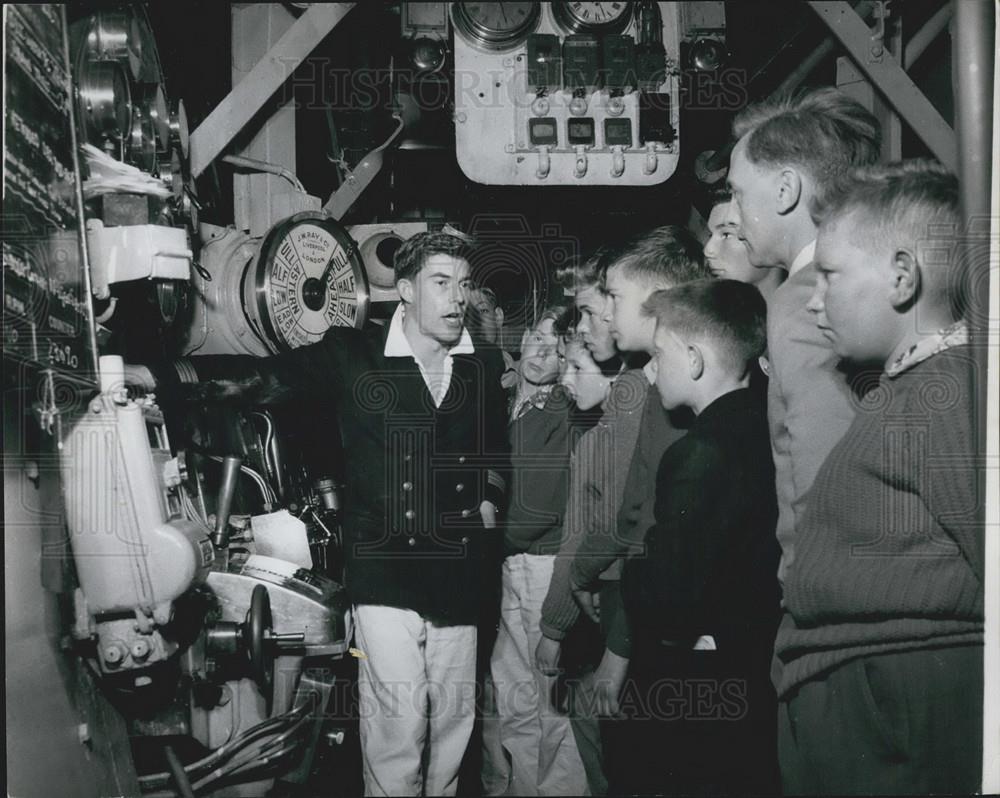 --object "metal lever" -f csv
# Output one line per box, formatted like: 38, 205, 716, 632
536, 146, 550, 179
611, 145, 625, 177
213, 455, 242, 549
